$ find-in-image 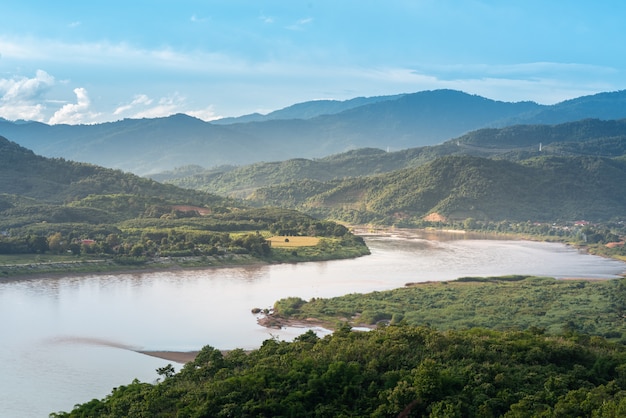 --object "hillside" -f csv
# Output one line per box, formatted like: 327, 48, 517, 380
248, 155, 626, 224
0, 135, 225, 207
3, 89, 626, 175
159, 118, 626, 198
0, 136, 368, 276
